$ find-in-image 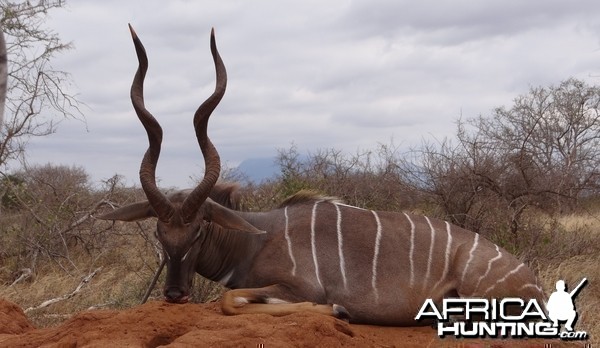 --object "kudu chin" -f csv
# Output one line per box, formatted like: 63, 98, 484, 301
98, 26, 545, 325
